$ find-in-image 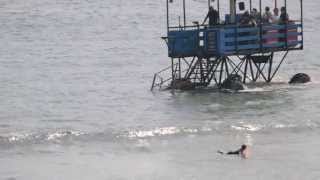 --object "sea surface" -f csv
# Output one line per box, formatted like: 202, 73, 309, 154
1, 0, 320, 179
